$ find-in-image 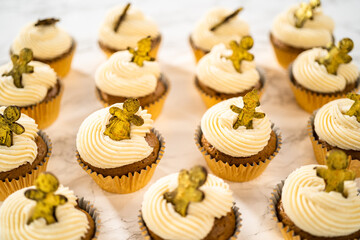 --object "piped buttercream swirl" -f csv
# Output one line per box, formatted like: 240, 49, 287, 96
142, 173, 234, 240
197, 43, 260, 94
95, 50, 160, 97
293, 48, 359, 93
314, 98, 360, 151
0, 61, 57, 106
76, 103, 154, 168
12, 22, 73, 60
191, 8, 250, 51
282, 164, 360, 237
0, 185, 90, 240
271, 5, 334, 48
201, 97, 271, 157
98, 5, 159, 50
0, 107, 38, 173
